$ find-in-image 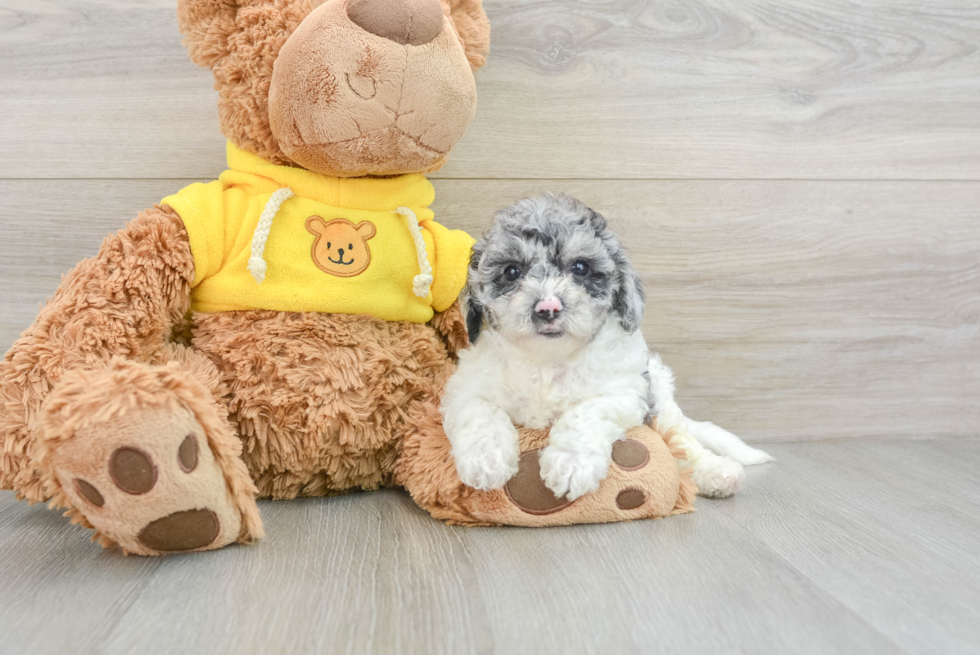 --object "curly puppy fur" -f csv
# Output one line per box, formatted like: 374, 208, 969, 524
443, 194, 769, 500
443, 193, 650, 501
